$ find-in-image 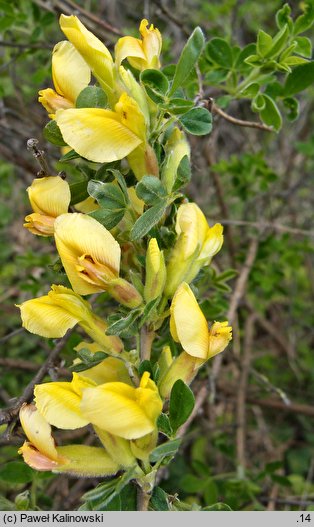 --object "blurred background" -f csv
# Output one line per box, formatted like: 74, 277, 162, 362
0, 0, 314, 511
